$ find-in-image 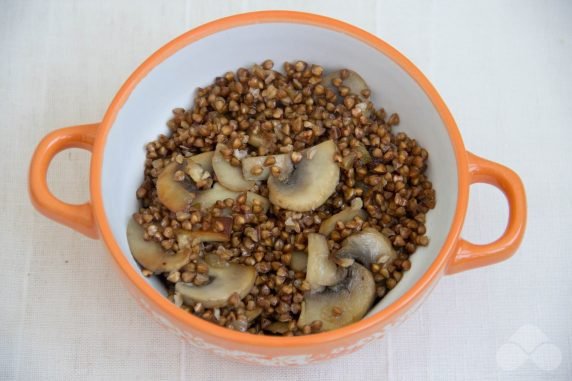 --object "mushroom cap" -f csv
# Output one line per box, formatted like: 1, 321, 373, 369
267, 140, 339, 212
184, 160, 211, 183
241, 153, 293, 181
336, 227, 396, 268
126, 219, 190, 273
247, 130, 276, 151
189, 151, 214, 173
192, 182, 238, 209
156, 161, 197, 212
323, 70, 369, 98
156, 151, 240, 213
193, 183, 270, 213
175, 216, 233, 247
319, 198, 368, 236
175, 255, 256, 308
157, 160, 270, 214
244, 192, 271, 214
297, 263, 376, 331
176, 229, 230, 247
306, 233, 346, 290
323, 70, 373, 118
212, 144, 254, 191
